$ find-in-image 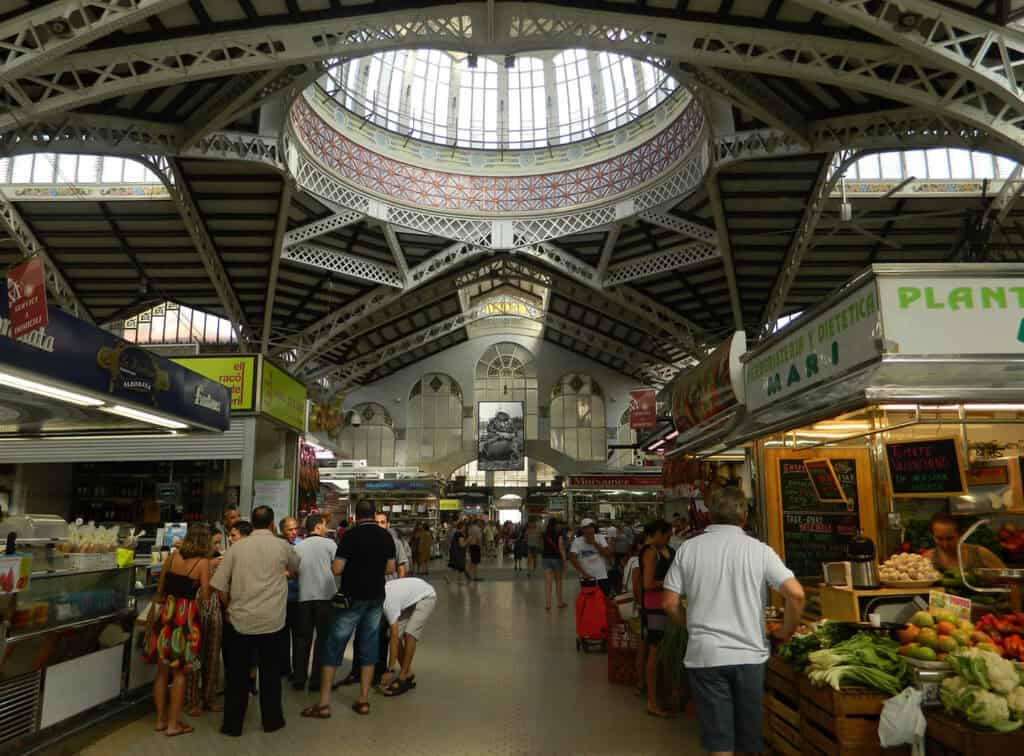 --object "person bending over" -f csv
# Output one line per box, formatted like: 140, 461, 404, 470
378, 576, 437, 697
